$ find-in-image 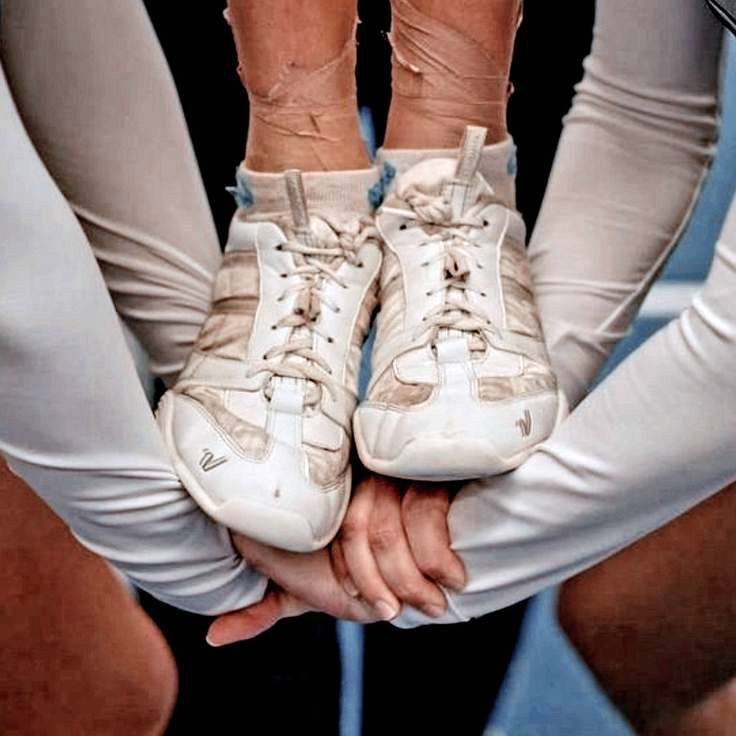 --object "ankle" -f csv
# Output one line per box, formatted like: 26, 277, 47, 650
384, 0, 515, 150
245, 109, 371, 173
384, 99, 507, 150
